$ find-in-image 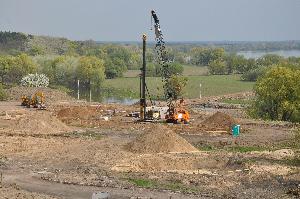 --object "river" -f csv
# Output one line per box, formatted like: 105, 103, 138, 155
237, 50, 300, 59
